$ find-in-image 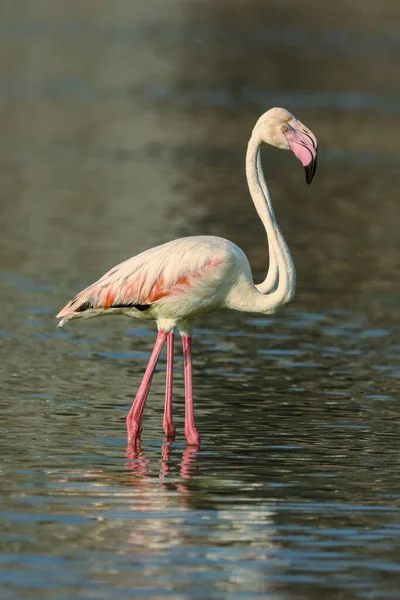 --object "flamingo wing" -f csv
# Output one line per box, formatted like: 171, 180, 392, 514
57, 237, 231, 325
